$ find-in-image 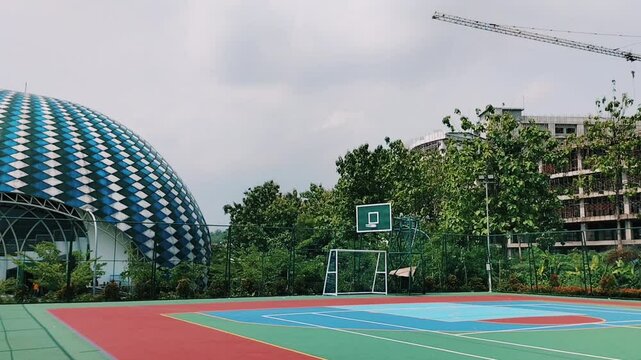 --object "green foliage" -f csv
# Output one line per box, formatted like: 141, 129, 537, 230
573, 87, 641, 248
437, 108, 563, 235
121, 244, 154, 299
599, 274, 617, 293
13, 243, 65, 291
12, 242, 105, 300
176, 278, 194, 299
208, 240, 229, 297
169, 262, 207, 293
103, 281, 121, 301
0, 278, 17, 295
335, 138, 436, 225
212, 93, 641, 298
